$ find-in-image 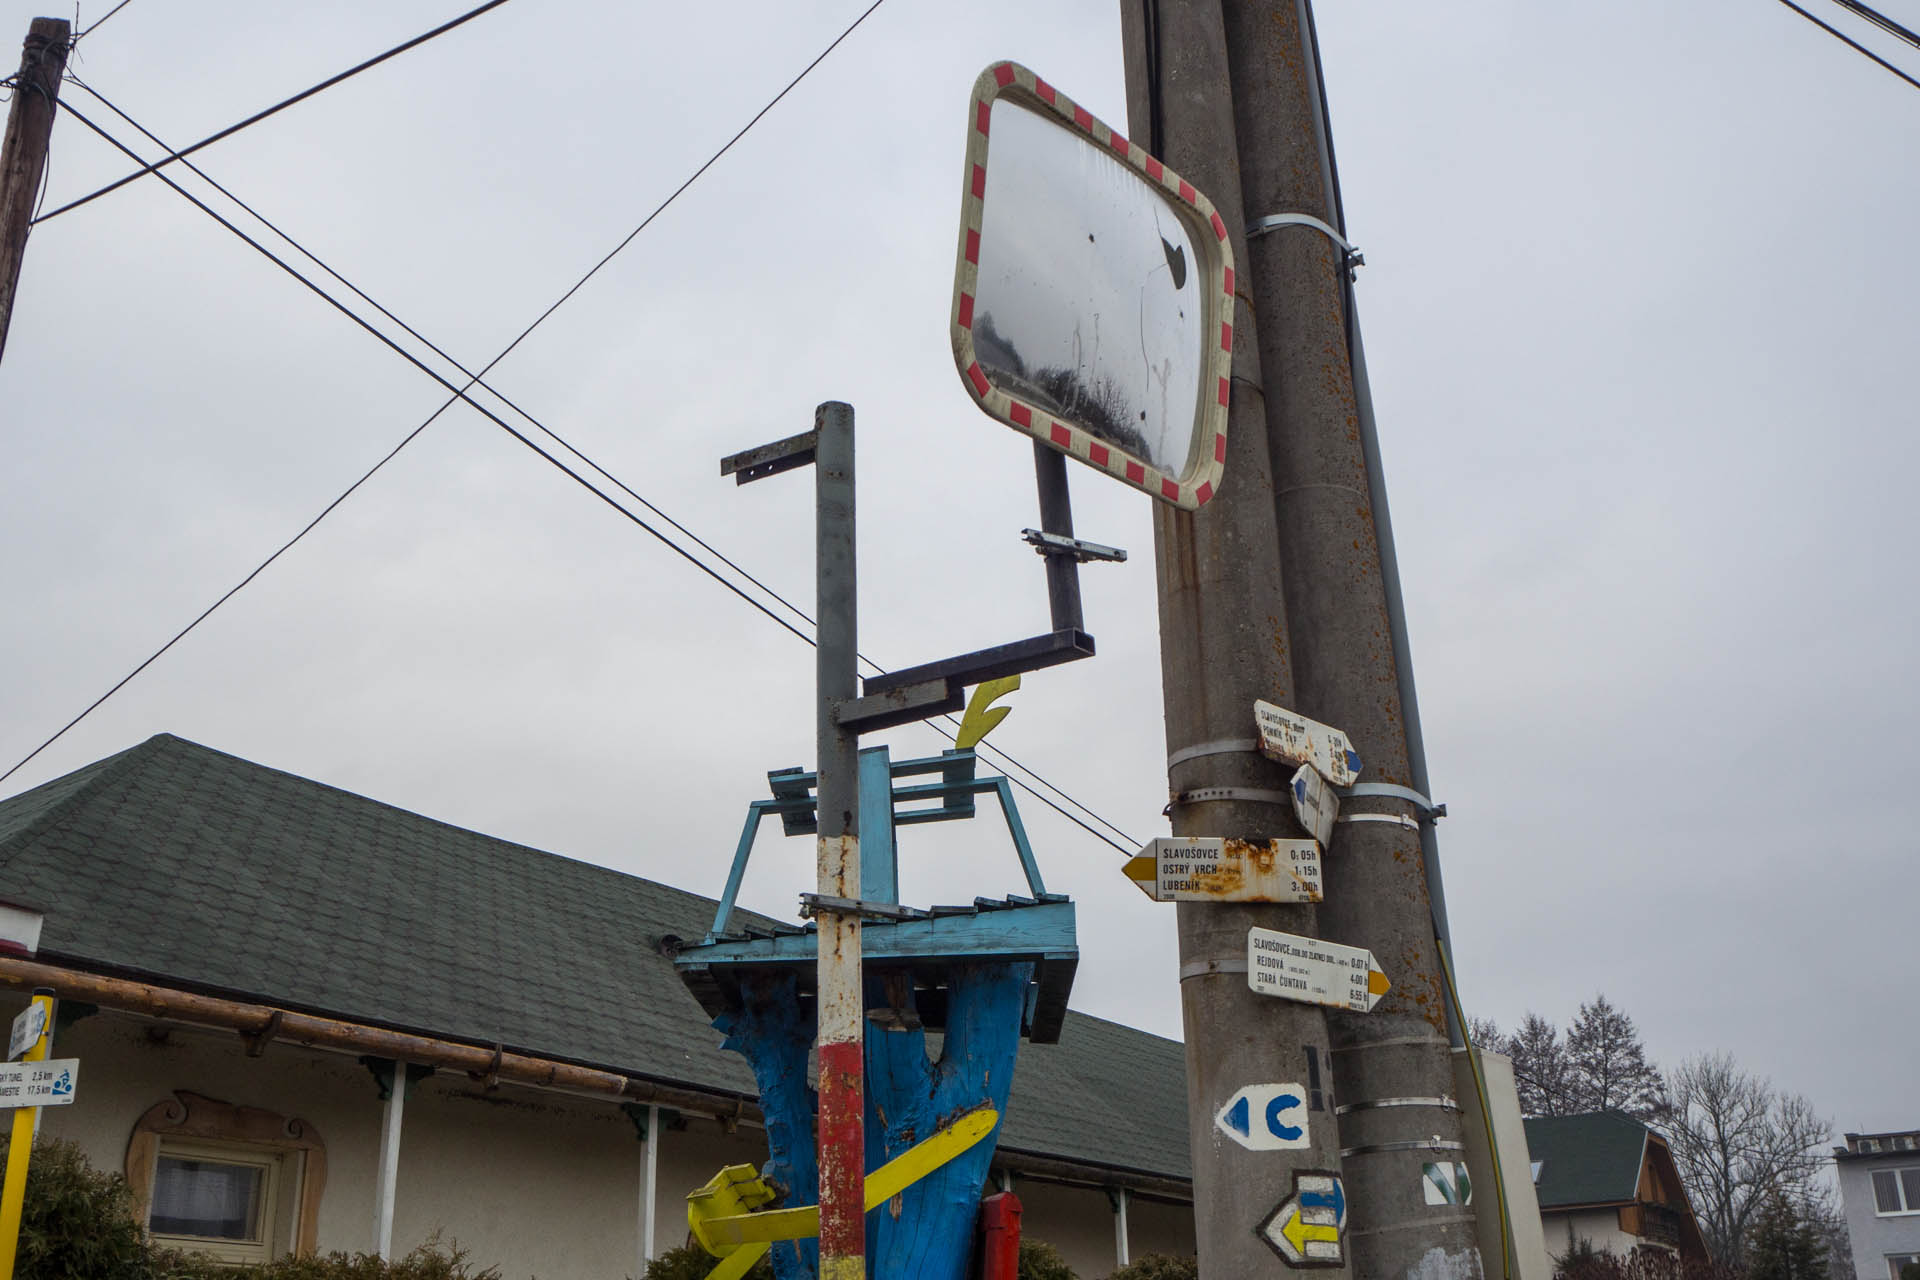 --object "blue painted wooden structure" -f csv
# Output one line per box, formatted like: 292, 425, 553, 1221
674, 747, 1077, 1280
